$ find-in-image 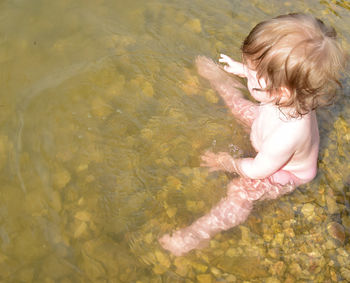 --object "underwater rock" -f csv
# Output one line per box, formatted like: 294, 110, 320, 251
327, 222, 345, 244
141, 128, 153, 141
341, 267, 350, 281
13, 228, 50, 262
153, 264, 167, 275
81, 252, 106, 279
142, 81, 154, 97
210, 267, 221, 277
174, 257, 191, 277
301, 203, 316, 220
225, 274, 237, 282
326, 195, 340, 214
76, 163, 89, 173
74, 222, 87, 238
38, 254, 72, 280
205, 89, 219, 104
342, 214, 350, 230
74, 211, 92, 222
272, 233, 284, 246
52, 167, 71, 189
155, 250, 171, 268
24, 190, 48, 216
17, 267, 34, 282
268, 247, 281, 259
289, 262, 302, 277
225, 248, 239, 258
105, 76, 125, 98
82, 237, 120, 278
50, 191, 62, 212
239, 226, 251, 245
91, 97, 113, 118
190, 261, 208, 273
215, 256, 268, 279
186, 200, 205, 213
269, 261, 286, 277
196, 273, 214, 283
265, 277, 281, 283
181, 71, 200, 95
184, 18, 202, 33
